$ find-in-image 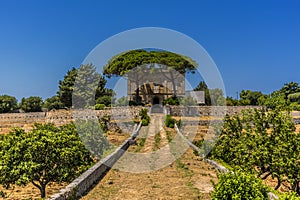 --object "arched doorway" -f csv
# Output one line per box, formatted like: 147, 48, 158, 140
152, 96, 160, 105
